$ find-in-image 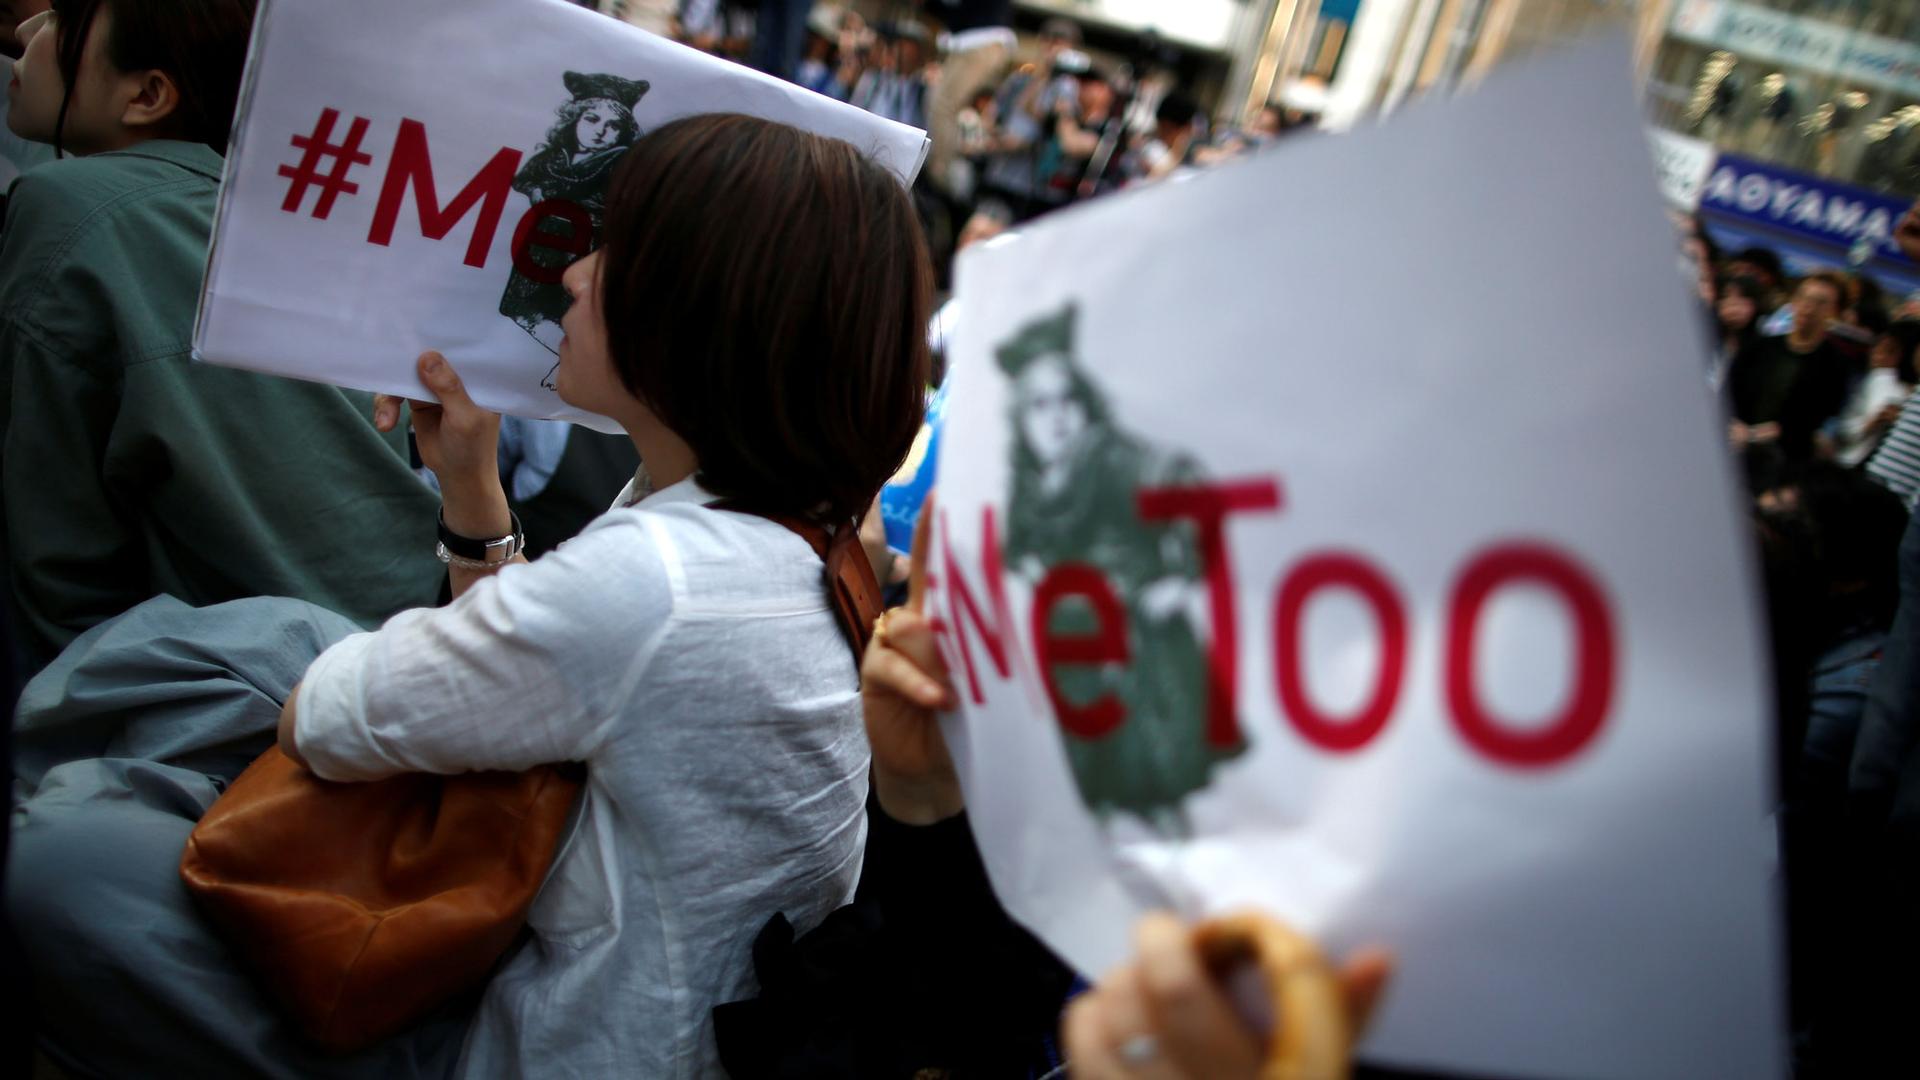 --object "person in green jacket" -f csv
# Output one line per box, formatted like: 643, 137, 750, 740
0, 0, 442, 670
